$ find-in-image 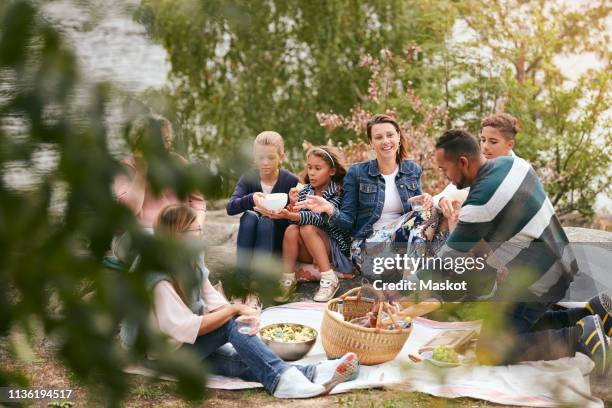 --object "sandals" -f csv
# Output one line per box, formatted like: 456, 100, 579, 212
314, 278, 339, 302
